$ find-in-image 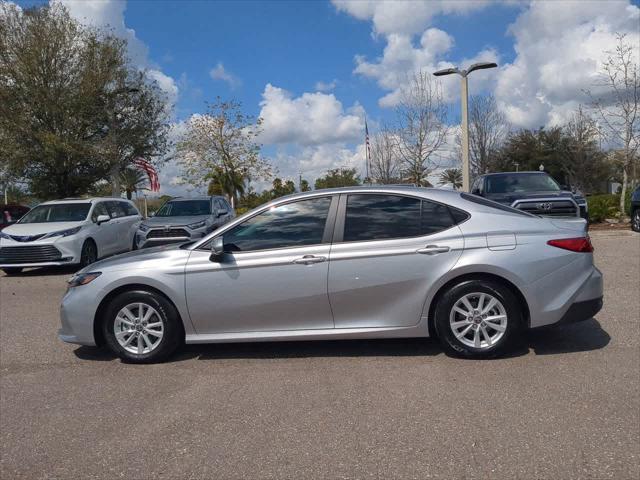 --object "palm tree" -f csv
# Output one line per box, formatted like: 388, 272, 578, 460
438, 169, 463, 190
119, 168, 148, 199
207, 167, 245, 207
